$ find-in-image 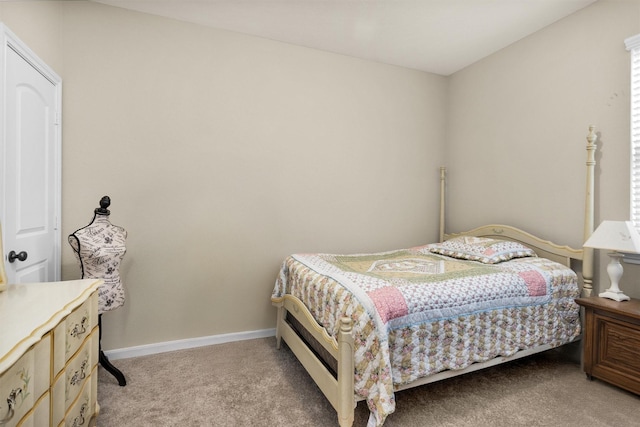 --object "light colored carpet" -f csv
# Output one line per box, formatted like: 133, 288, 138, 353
97, 338, 639, 426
